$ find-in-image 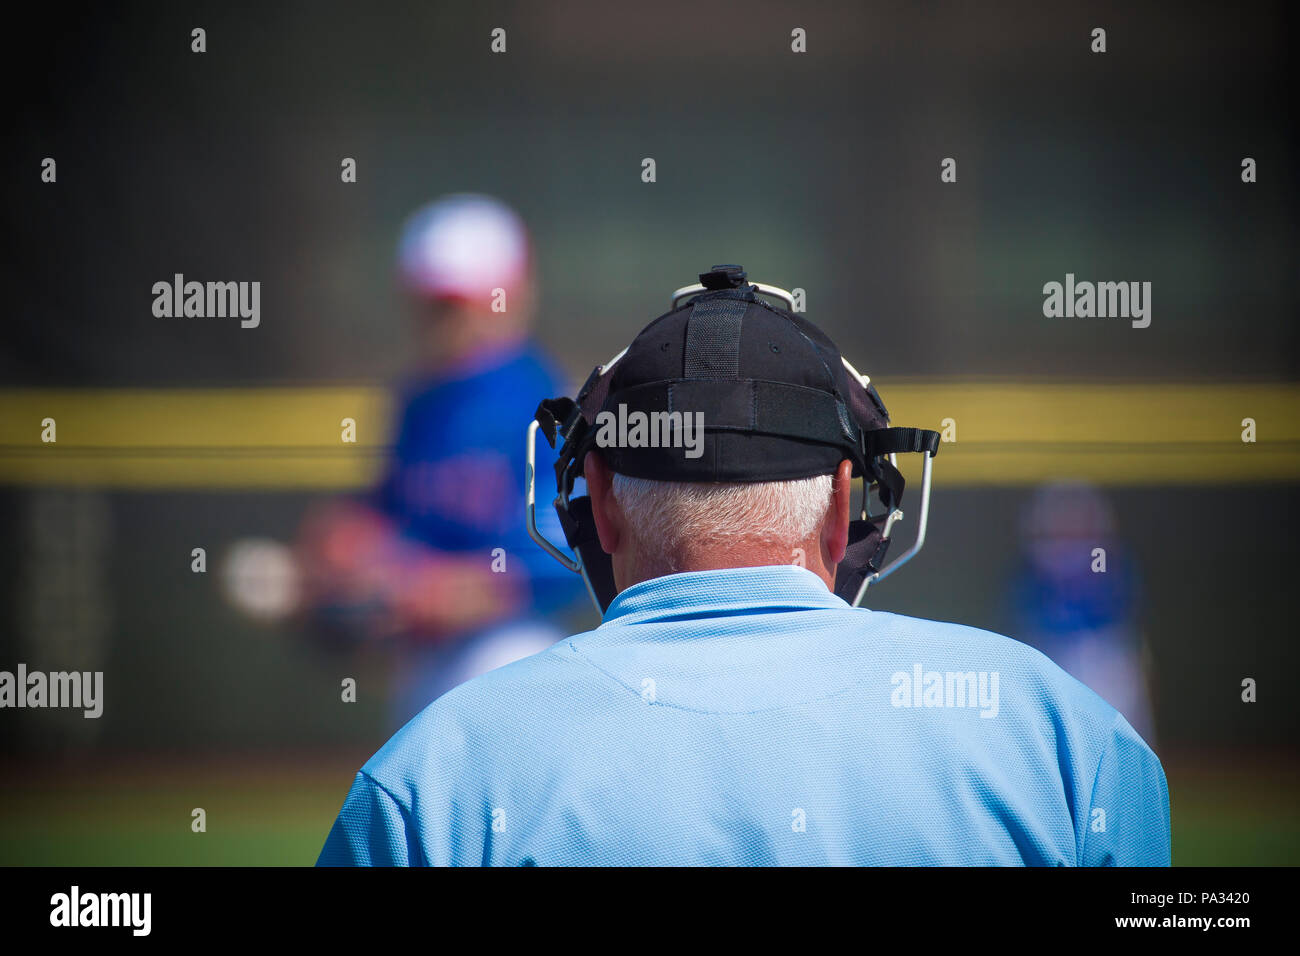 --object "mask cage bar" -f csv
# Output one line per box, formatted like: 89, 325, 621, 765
526, 419, 605, 610
525, 419, 580, 573
850, 449, 934, 606
526, 343, 637, 610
